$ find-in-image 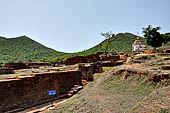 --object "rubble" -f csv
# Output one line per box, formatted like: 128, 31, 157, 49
67, 85, 83, 97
